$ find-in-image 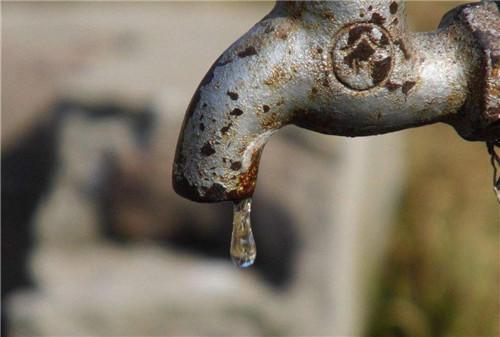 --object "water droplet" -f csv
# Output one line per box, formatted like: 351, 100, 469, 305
230, 198, 256, 268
